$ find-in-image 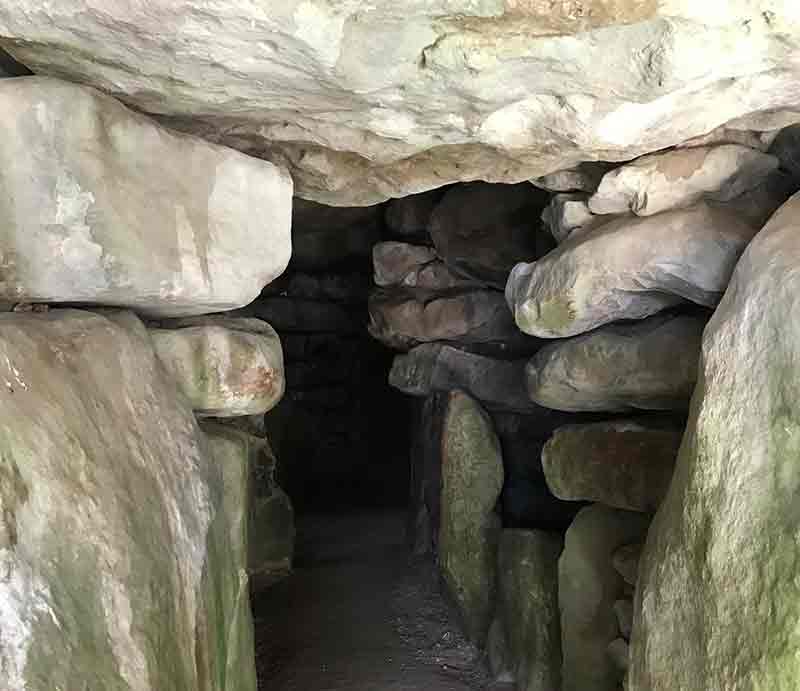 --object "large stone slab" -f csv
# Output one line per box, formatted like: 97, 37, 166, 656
150, 317, 285, 417
4, 5, 800, 205
542, 420, 683, 513
0, 77, 292, 316
368, 288, 529, 351
389, 343, 535, 413
494, 529, 563, 691
428, 182, 548, 287
0, 309, 255, 691
526, 313, 705, 412
439, 391, 504, 645
507, 203, 757, 337
560, 505, 650, 691
588, 145, 778, 216
630, 192, 800, 689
